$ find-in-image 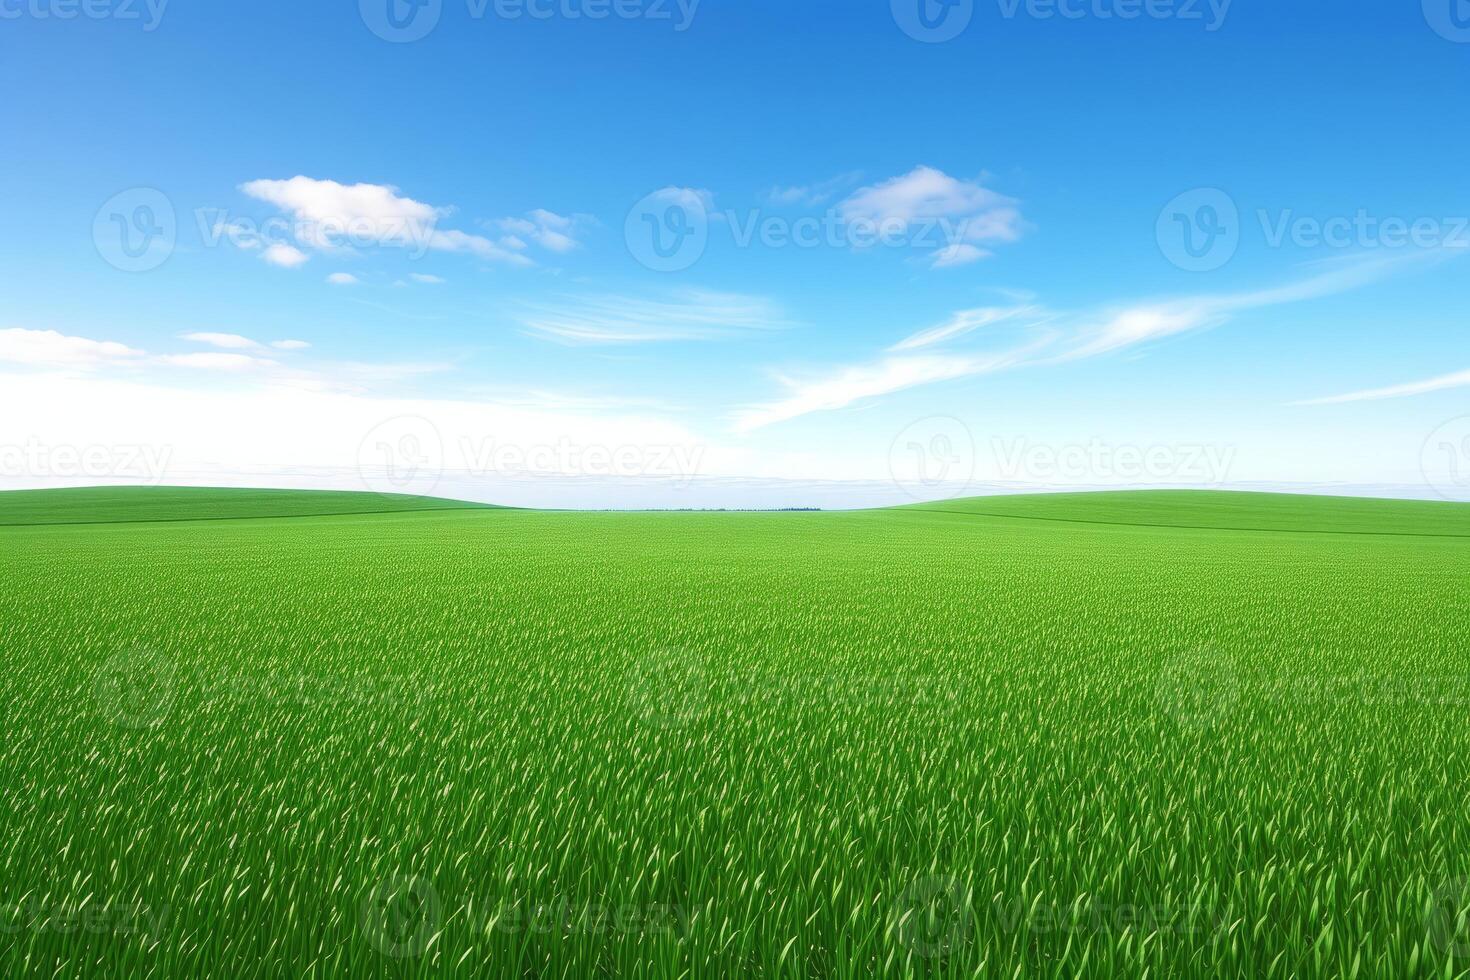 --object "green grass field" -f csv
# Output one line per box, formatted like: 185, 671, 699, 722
1, 487, 1468, 978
